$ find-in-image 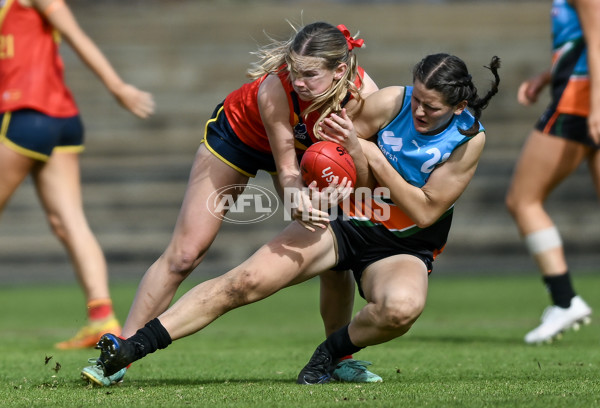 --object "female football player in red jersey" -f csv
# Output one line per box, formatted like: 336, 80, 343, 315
82, 21, 380, 386
0, 0, 154, 349
505, 0, 598, 344
84, 53, 500, 386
